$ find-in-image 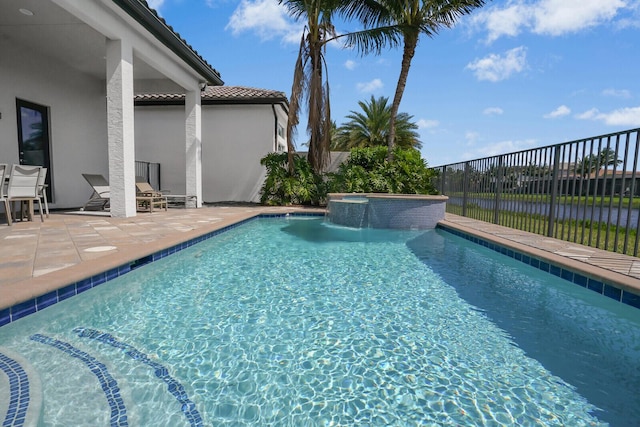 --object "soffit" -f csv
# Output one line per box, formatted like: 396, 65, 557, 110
0, 0, 178, 82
